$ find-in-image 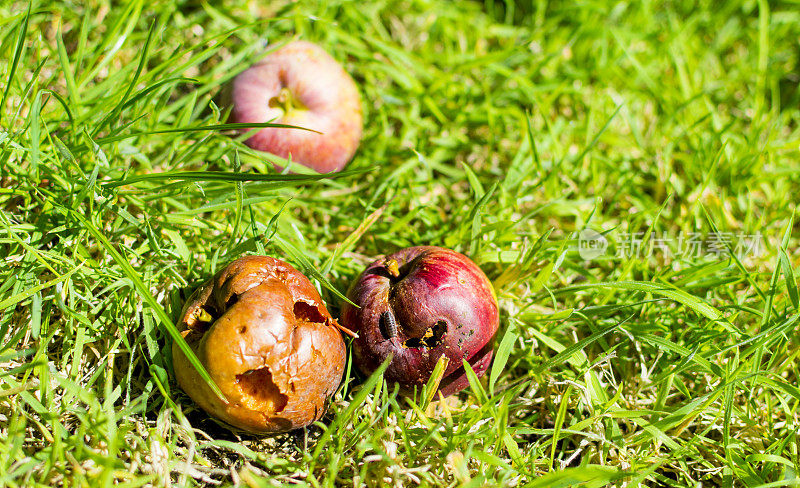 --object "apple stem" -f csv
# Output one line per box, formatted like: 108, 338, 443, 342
269, 87, 300, 115
385, 259, 400, 278
196, 308, 214, 323
333, 320, 359, 339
